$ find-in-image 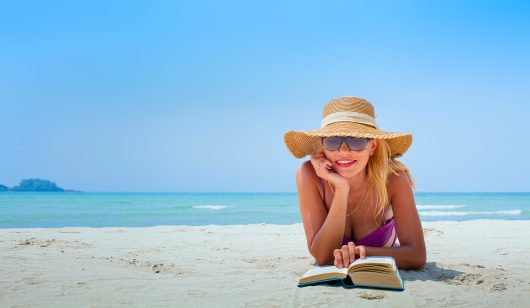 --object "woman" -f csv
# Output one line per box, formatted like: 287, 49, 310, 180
284, 96, 426, 270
